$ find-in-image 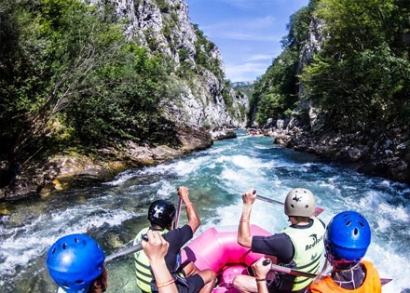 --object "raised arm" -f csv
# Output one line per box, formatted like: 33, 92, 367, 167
237, 188, 256, 247
177, 186, 200, 233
